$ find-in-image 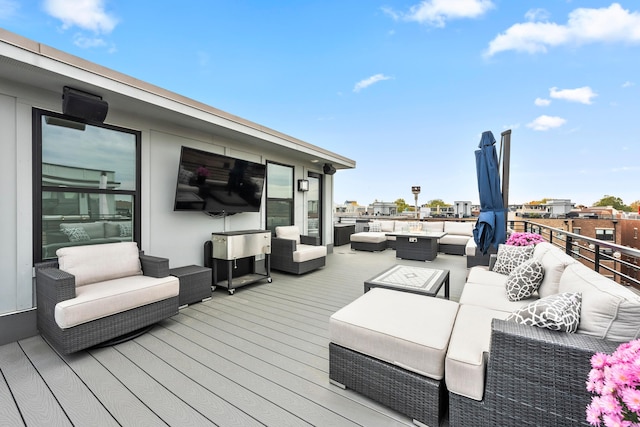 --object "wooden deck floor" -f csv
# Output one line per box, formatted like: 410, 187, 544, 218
0, 247, 468, 426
